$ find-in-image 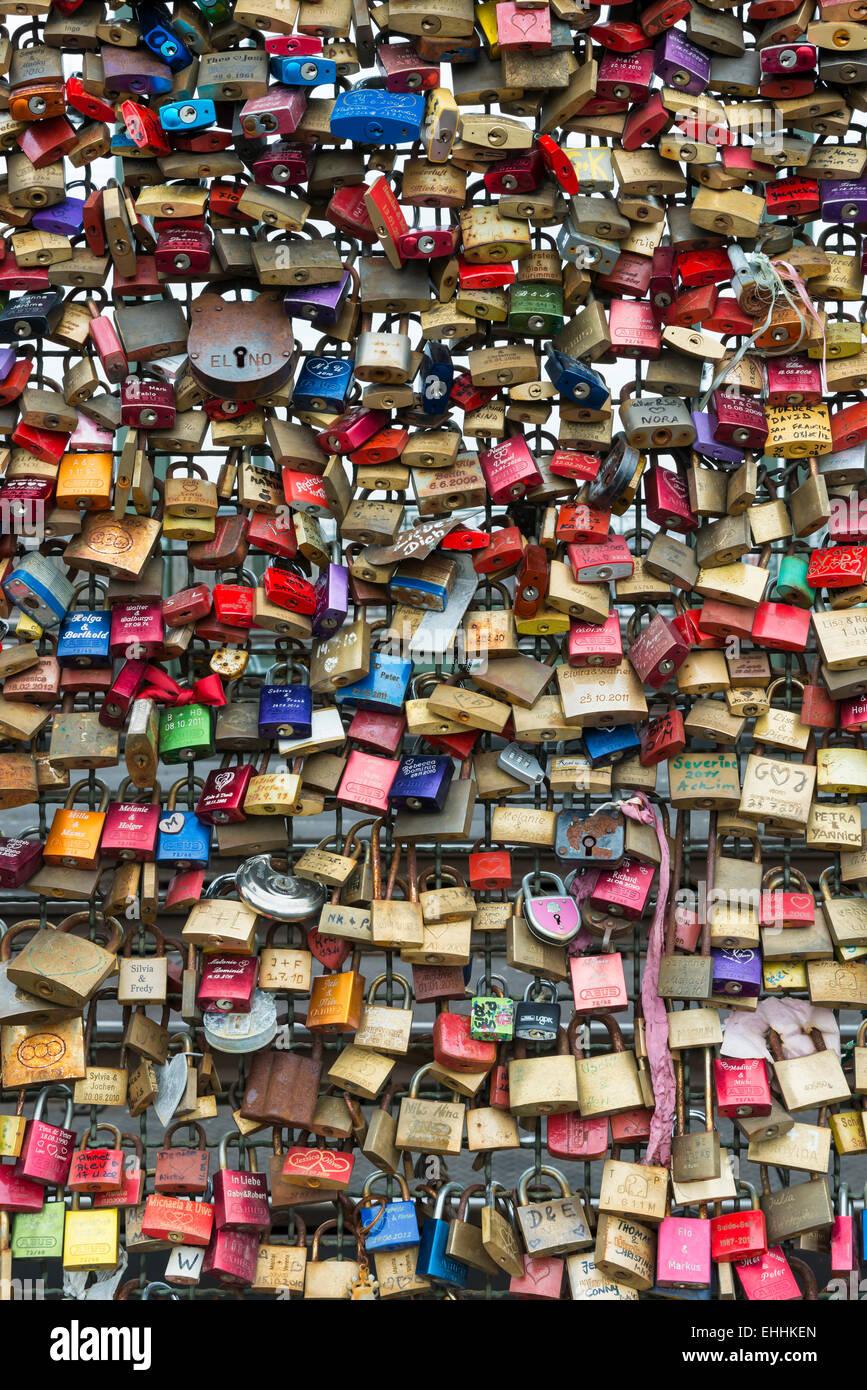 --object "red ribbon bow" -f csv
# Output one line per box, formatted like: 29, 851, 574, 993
138, 665, 226, 708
